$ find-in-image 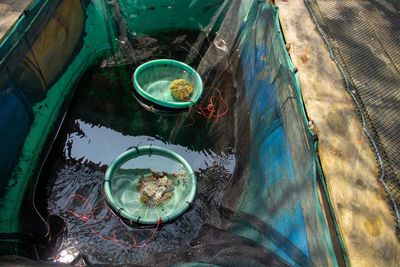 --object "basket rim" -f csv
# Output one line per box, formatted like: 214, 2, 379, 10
104, 145, 197, 224
132, 59, 203, 109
